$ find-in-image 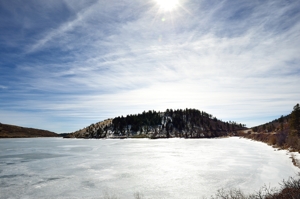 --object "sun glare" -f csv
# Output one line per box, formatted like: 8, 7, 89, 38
155, 0, 179, 11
